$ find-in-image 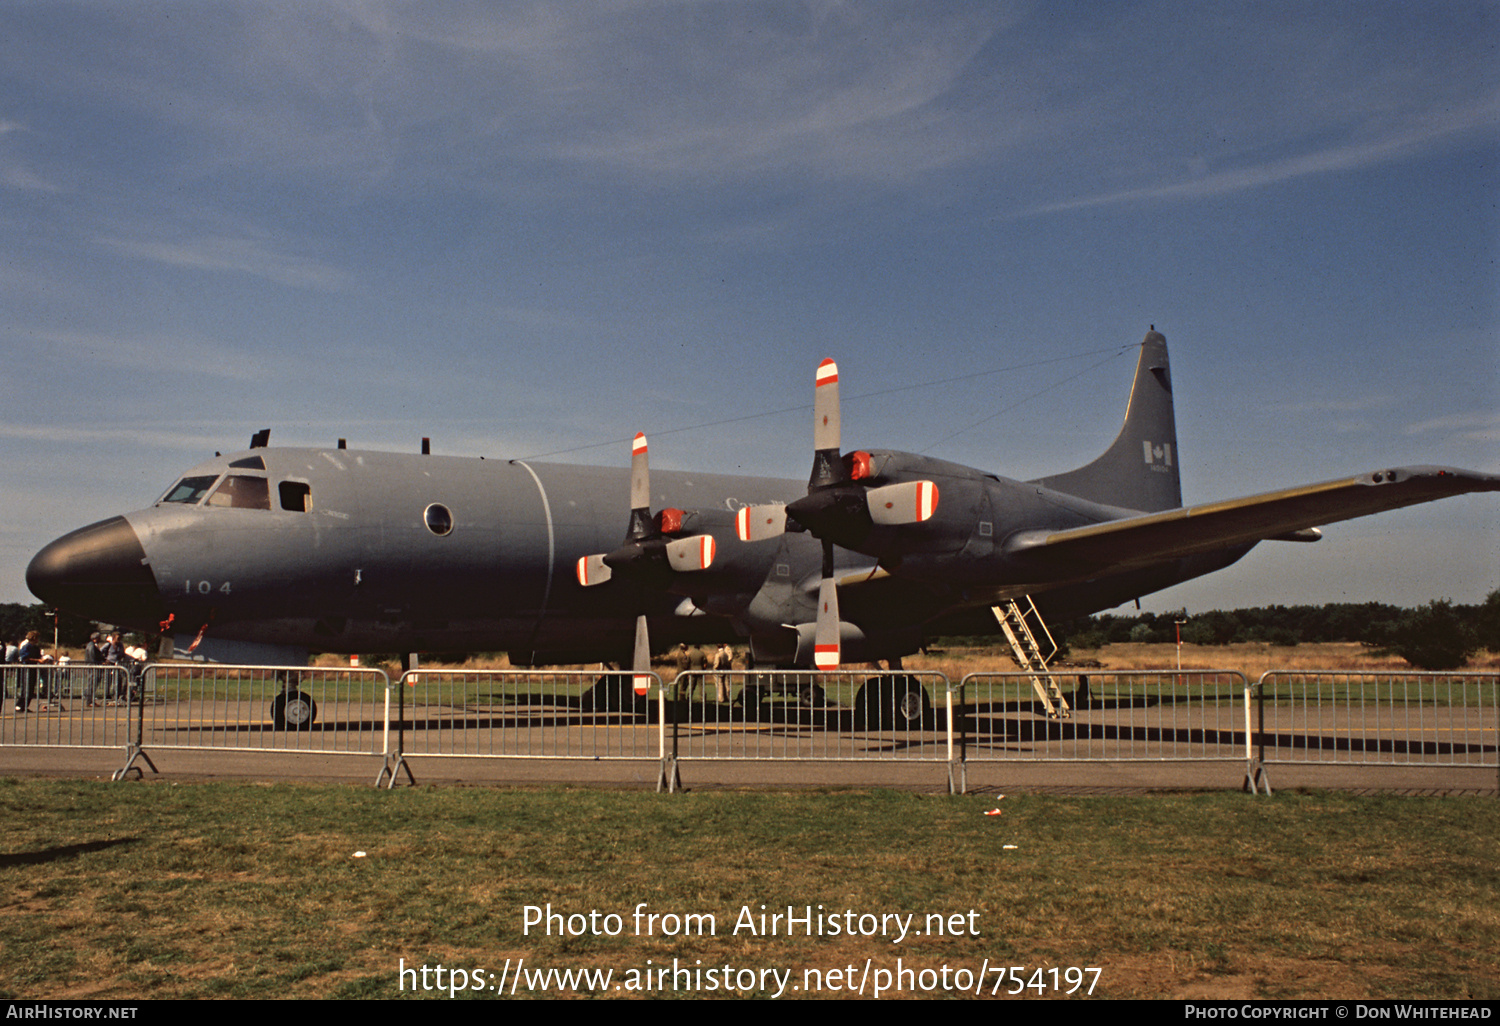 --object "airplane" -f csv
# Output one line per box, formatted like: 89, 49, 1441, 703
25, 329, 1499, 713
